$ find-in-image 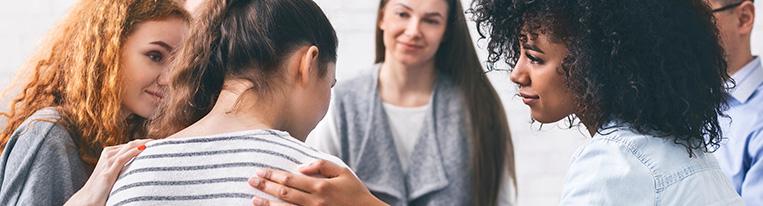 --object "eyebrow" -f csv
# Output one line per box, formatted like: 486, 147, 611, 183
522, 43, 545, 54
394, 3, 444, 19
150, 41, 174, 52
